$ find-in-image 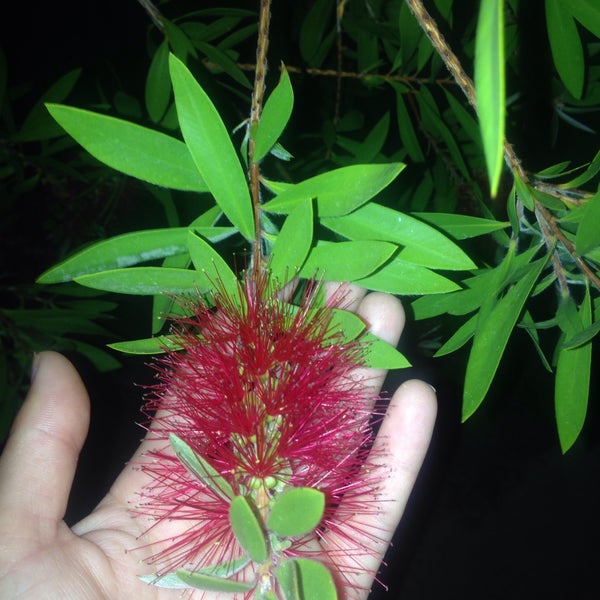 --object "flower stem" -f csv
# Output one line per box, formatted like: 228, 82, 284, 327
248, 0, 272, 278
